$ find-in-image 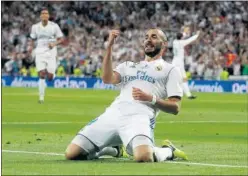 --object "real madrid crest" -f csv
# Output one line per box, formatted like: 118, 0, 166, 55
155, 65, 162, 71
